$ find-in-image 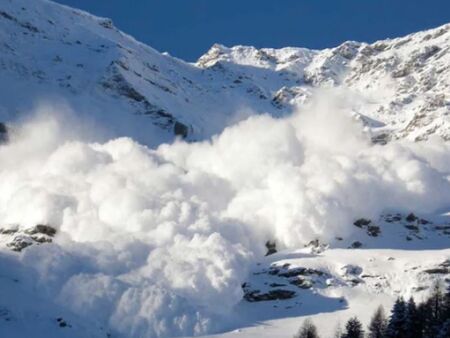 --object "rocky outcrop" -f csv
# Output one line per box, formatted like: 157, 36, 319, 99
0, 224, 56, 252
